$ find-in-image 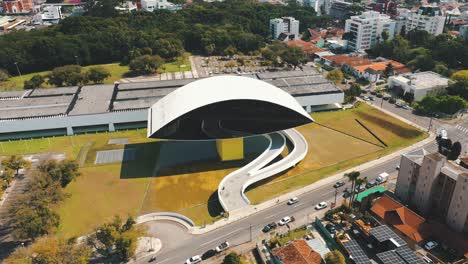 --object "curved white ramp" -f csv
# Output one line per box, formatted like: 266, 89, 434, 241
218, 128, 308, 212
